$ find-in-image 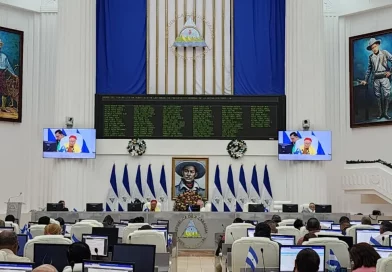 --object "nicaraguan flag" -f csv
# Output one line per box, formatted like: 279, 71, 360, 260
144, 164, 156, 202
245, 246, 258, 271
158, 165, 168, 211
211, 165, 224, 212
261, 165, 273, 211
73, 208, 78, 212
132, 165, 145, 202
370, 236, 381, 246
20, 224, 27, 234
118, 164, 132, 211
27, 230, 32, 240
106, 164, 119, 211
236, 165, 248, 212
327, 249, 341, 270
72, 234, 80, 243
249, 165, 261, 203
224, 165, 236, 212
